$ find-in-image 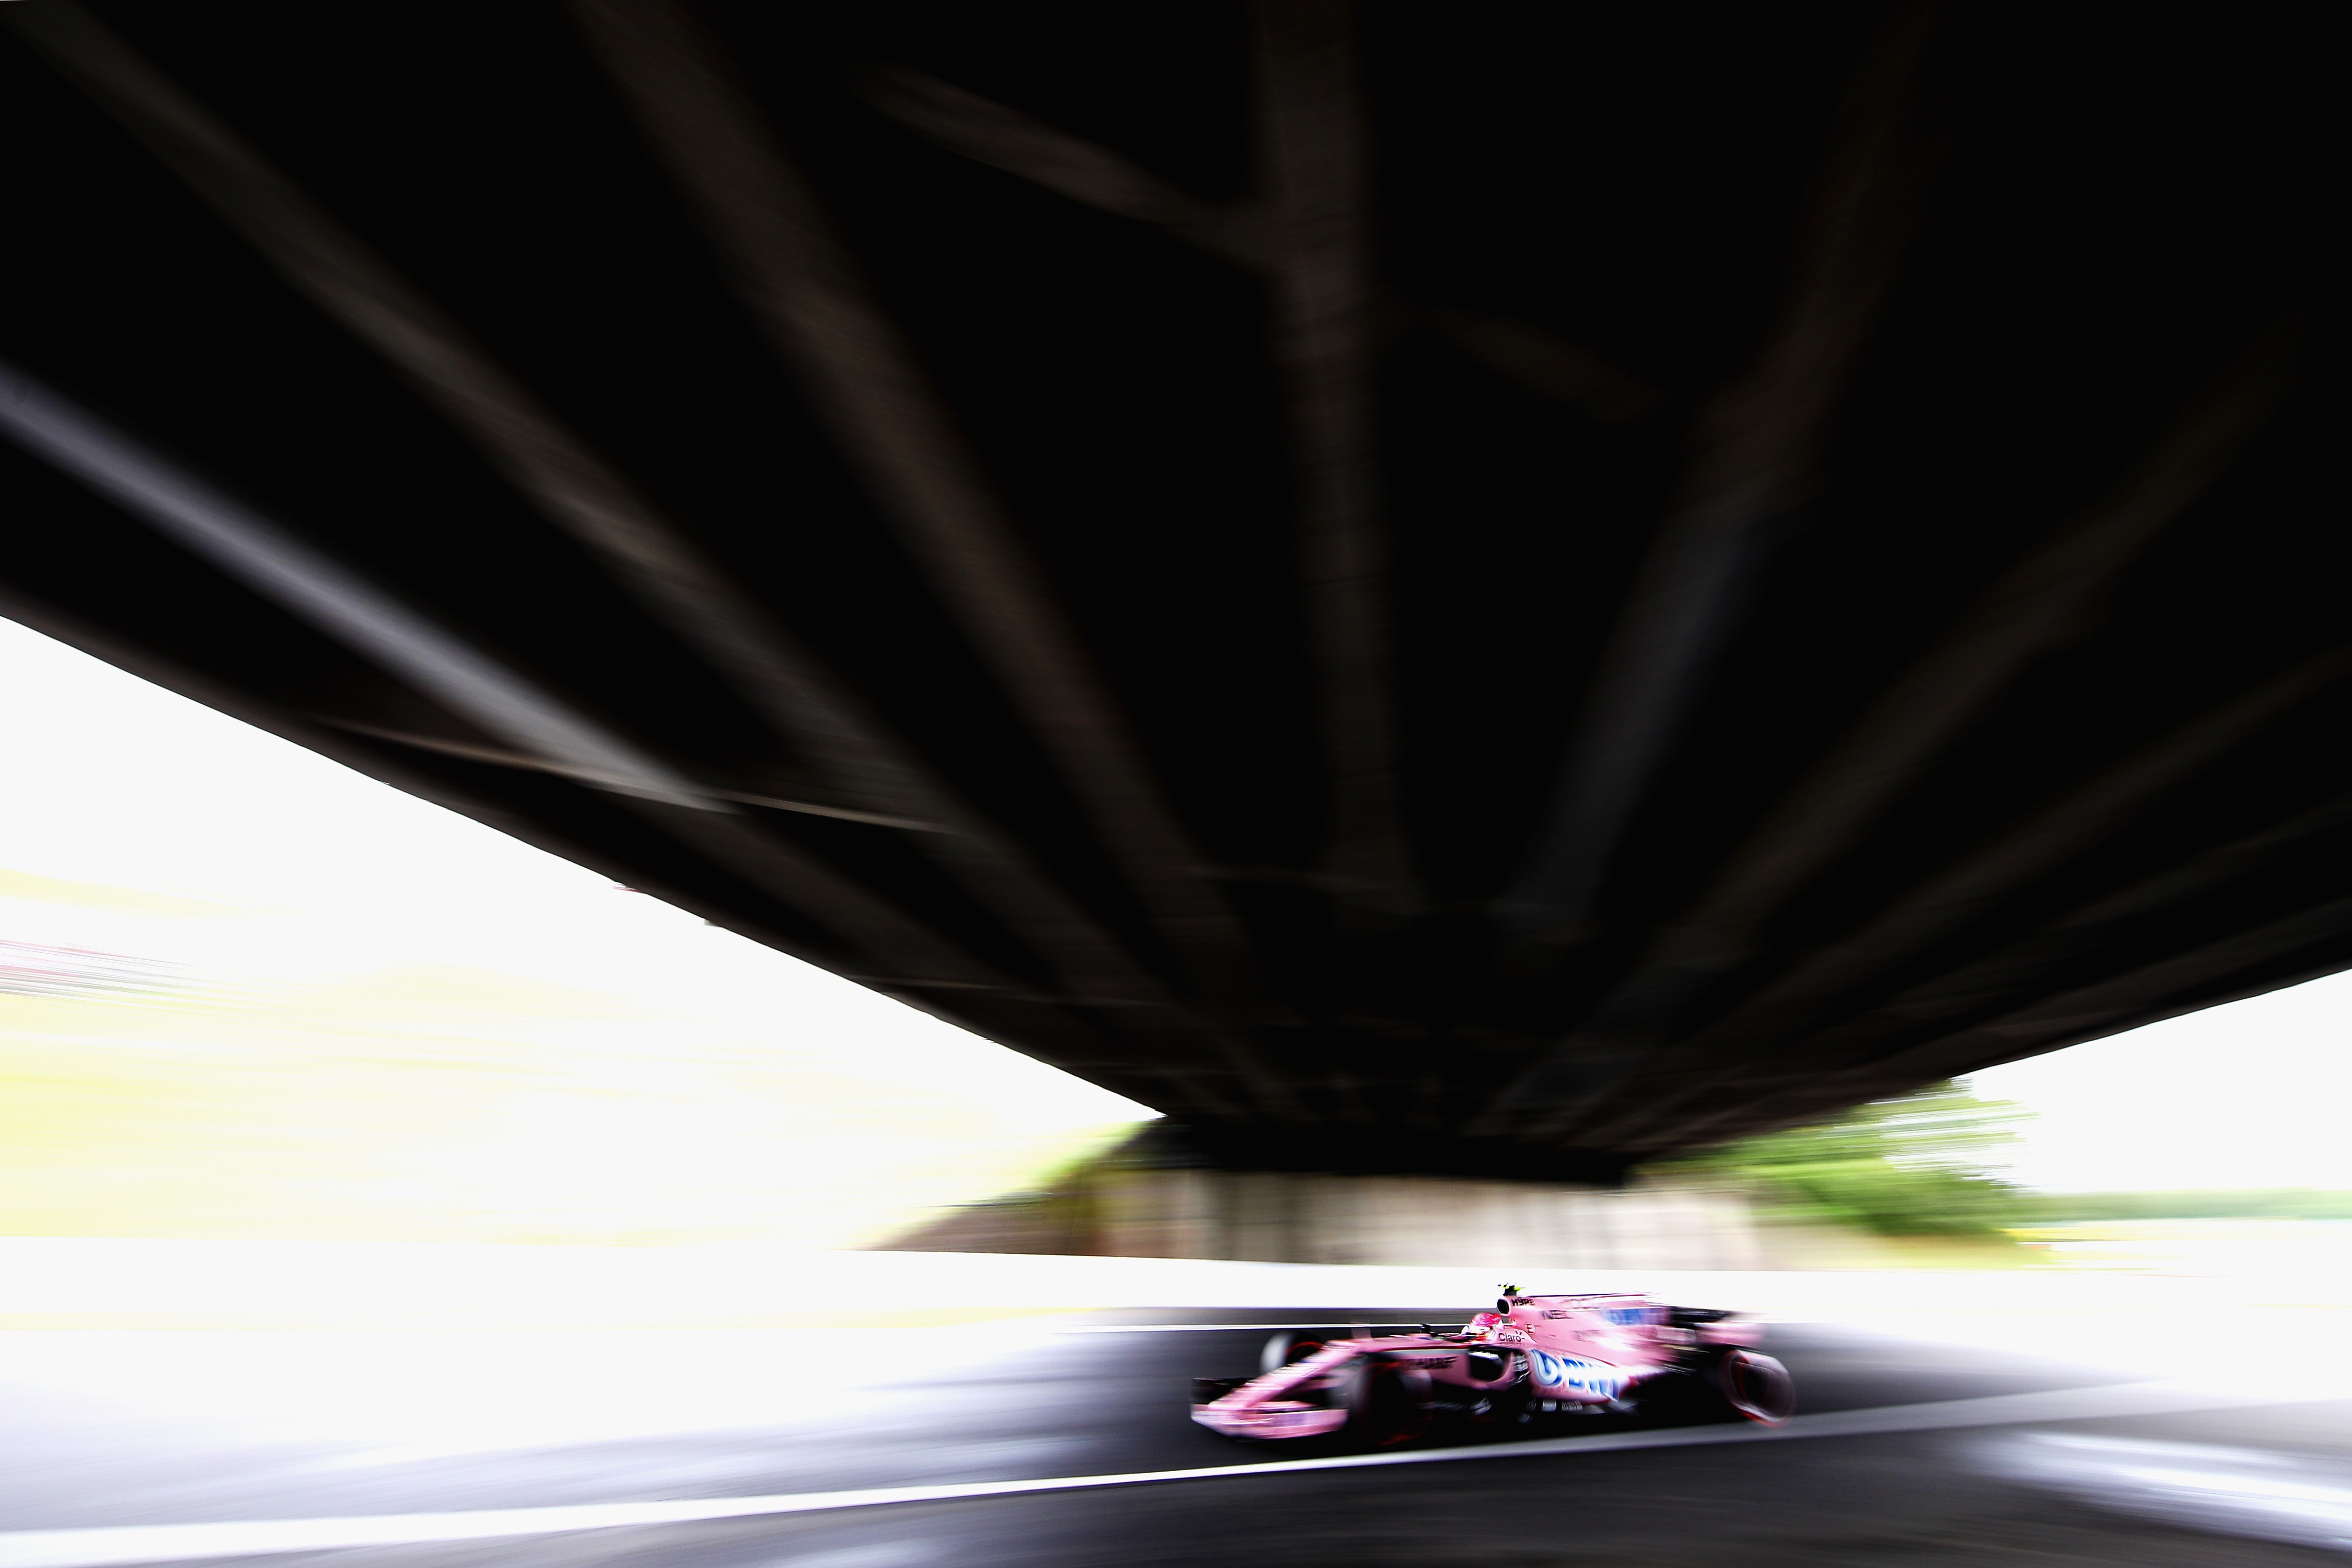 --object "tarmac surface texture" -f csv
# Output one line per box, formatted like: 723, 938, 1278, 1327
1, 1310, 2348, 1568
